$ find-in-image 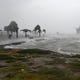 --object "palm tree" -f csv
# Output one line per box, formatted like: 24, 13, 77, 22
76, 26, 80, 34
9, 21, 19, 38
0, 29, 2, 36
43, 29, 46, 36
0, 29, 2, 31
43, 29, 46, 33
21, 29, 31, 37
34, 25, 41, 37
4, 26, 11, 39
4, 21, 19, 38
